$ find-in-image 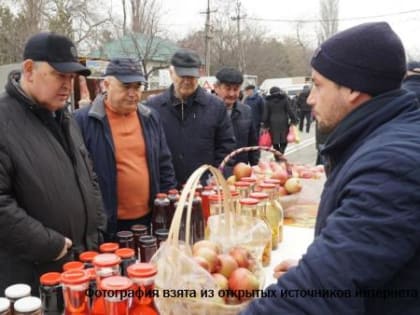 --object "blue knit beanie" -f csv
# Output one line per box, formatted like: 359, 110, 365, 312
311, 22, 406, 96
